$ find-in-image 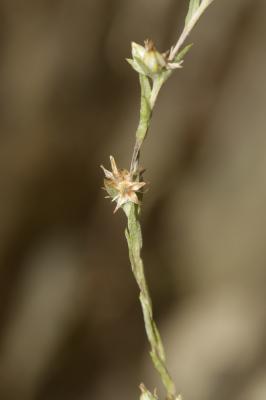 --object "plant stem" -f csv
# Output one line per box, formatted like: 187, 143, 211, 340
169, 0, 215, 60
125, 3, 215, 397
130, 74, 165, 176
102, 2, 216, 398
124, 202, 178, 400
130, 74, 151, 175
127, 54, 179, 400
